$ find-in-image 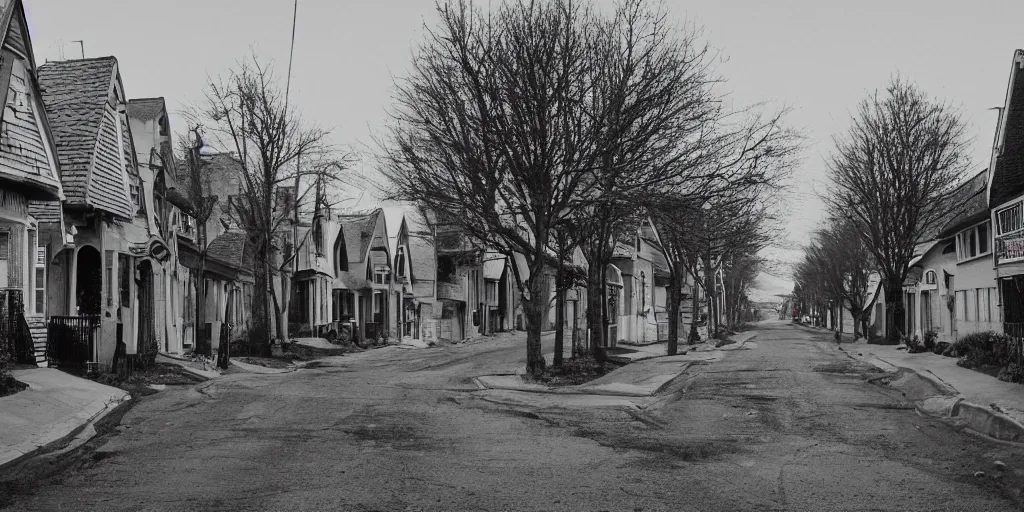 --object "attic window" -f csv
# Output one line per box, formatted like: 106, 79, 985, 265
925, 271, 936, 285
395, 247, 406, 277
158, 116, 167, 136
334, 232, 348, 274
